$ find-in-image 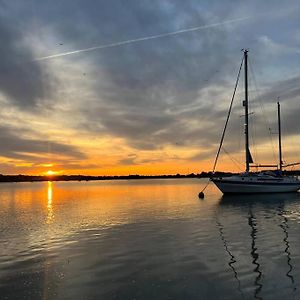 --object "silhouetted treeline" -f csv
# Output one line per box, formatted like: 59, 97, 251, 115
0, 171, 230, 183
0, 170, 298, 183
